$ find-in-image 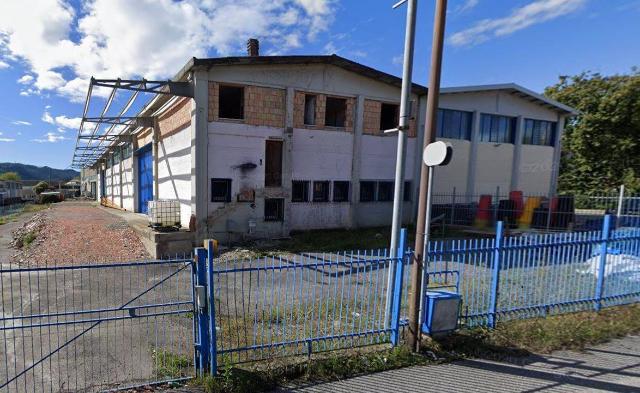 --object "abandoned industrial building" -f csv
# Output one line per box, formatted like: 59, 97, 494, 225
75, 40, 577, 255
